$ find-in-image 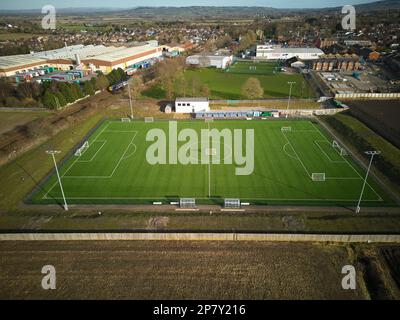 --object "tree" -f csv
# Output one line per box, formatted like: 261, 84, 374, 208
241, 77, 264, 99
83, 81, 95, 96
54, 91, 67, 108
96, 74, 110, 91
156, 59, 184, 99
0, 78, 15, 100
42, 91, 58, 109
129, 76, 144, 100
200, 84, 210, 98
58, 83, 75, 103
164, 79, 174, 100
17, 82, 41, 100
